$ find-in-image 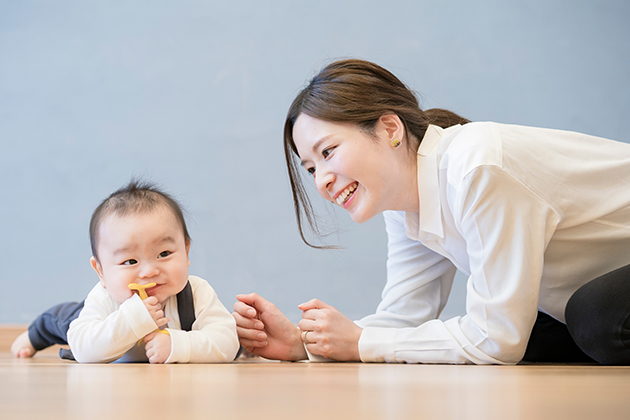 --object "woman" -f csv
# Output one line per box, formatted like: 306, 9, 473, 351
233, 59, 630, 365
